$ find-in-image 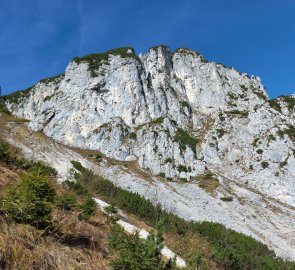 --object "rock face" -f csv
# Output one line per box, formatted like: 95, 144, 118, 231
5, 46, 295, 206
